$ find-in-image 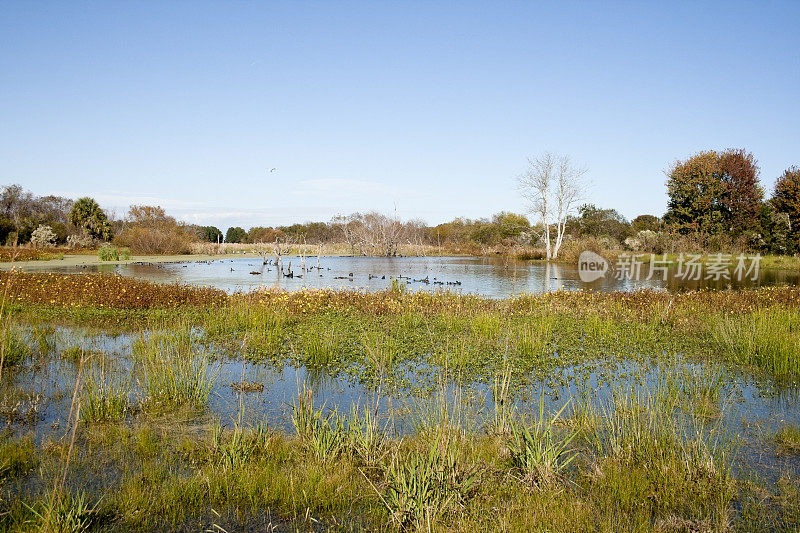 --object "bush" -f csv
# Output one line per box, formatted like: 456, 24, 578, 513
97, 246, 119, 261
114, 206, 194, 254
66, 233, 95, 249
30, 225, 57, 248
